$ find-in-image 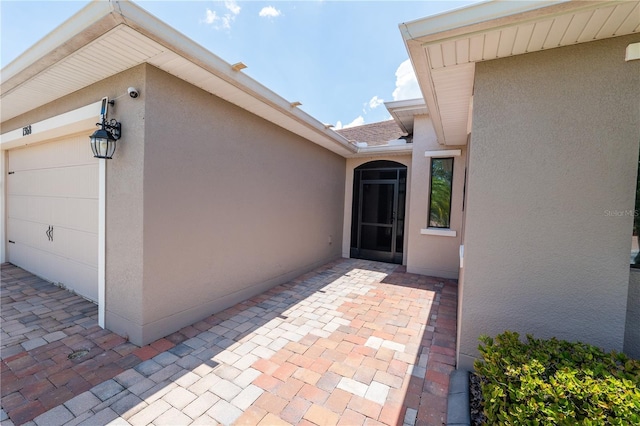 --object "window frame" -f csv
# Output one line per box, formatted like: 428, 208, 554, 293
421, 149, 461, 238
427, 156, 455, 229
